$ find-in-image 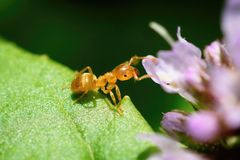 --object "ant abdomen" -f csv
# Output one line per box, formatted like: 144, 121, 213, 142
71, 73, 97, 94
